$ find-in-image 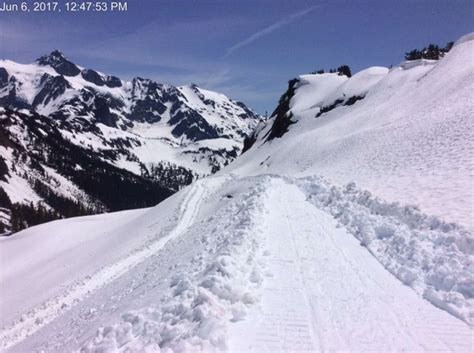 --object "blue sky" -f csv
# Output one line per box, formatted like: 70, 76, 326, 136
0, 0, 472, 113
